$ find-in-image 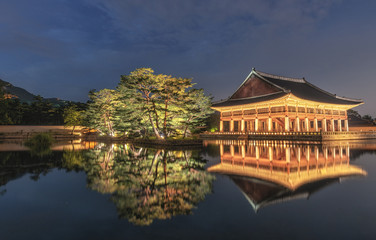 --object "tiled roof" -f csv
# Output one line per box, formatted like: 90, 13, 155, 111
255, 70, 363, 105
212, 69, 363, 108
212, 92, 287, 107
